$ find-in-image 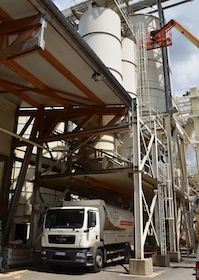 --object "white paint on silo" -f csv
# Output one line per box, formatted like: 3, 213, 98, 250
121, 37, 137, 98
131, 14, 166, 112
94, 135, 115, 151
117, 131, 133, 161
79, 6, 122, 83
